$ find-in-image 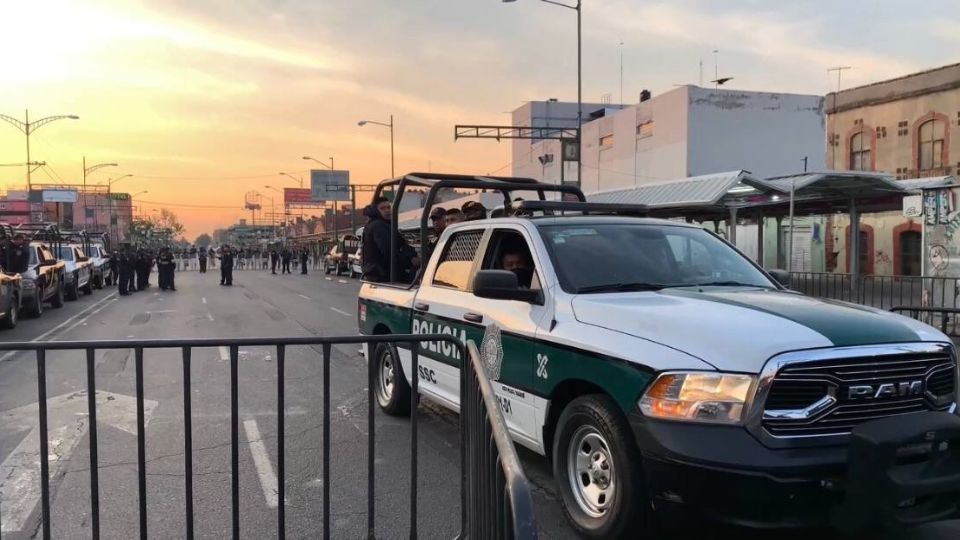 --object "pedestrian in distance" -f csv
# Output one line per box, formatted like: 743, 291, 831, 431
219, 245, 235, 286
281, 247, 292, 274
300, 248, 309, 275
270, 248, 279, 274
109, 250, 119, 286
198, 249, 208, 273
158, 247, 177, 291
118, 247, 135, 296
